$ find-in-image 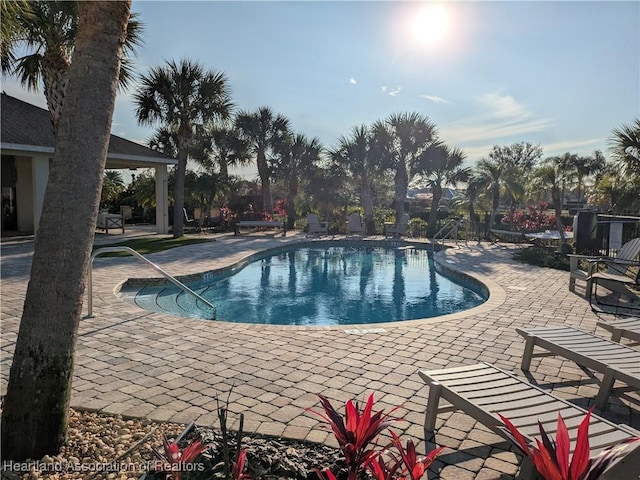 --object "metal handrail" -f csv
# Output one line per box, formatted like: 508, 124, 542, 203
432, 218, 463, 250
87, 246, 216, 319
